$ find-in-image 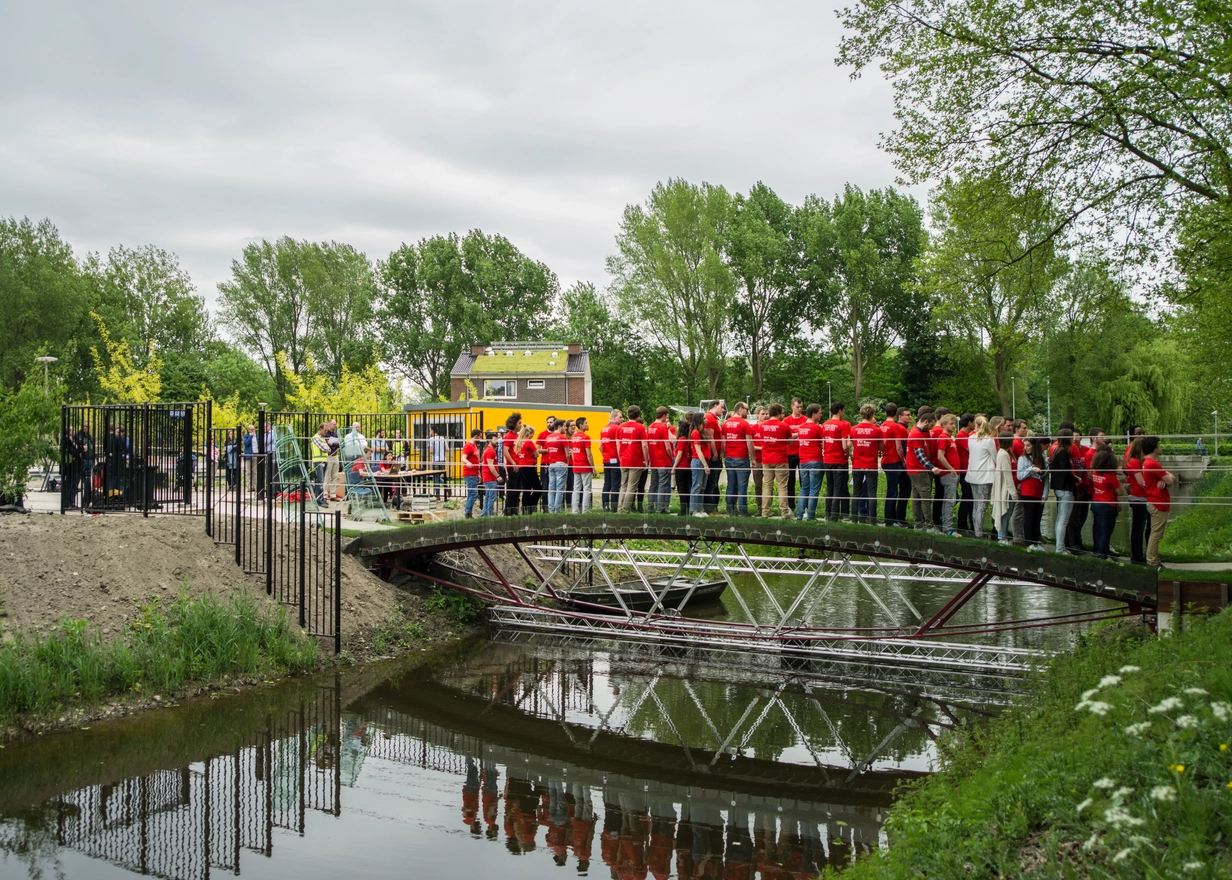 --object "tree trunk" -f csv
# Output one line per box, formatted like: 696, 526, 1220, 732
852, 338, 864, 400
